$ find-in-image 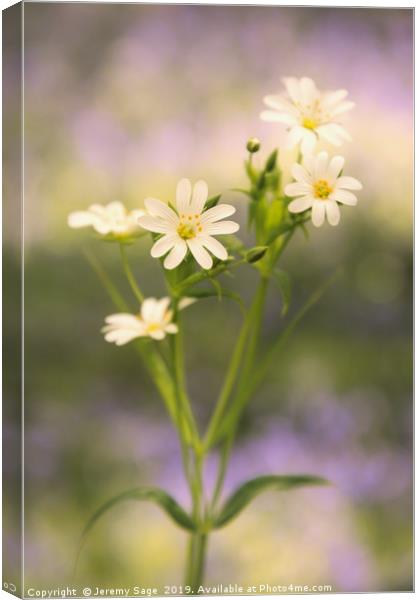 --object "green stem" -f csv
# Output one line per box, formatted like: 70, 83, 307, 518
83, 248, 127, 311
171, 311, 201, 451
185, 532, 208, 593
221, 268, 342, 438
210, 277, 268, 508
205, 277, 268, 451
119, 243, 144, 303
204, 277, 268, 450
84, 247, 179, 426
